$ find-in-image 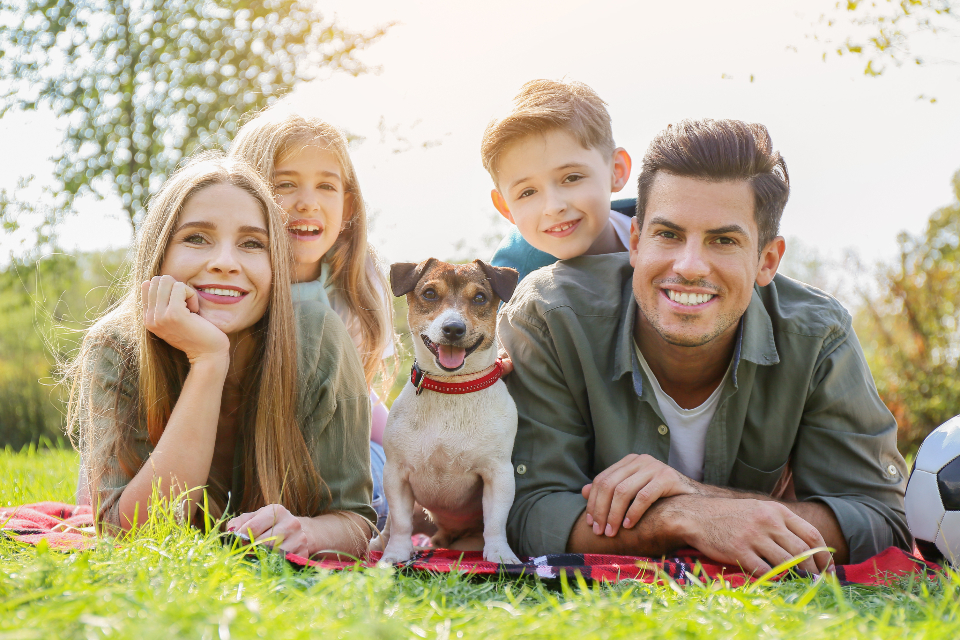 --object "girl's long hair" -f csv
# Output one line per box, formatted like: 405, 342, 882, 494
230, 108, 397, 392
66, 153, 323, 519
